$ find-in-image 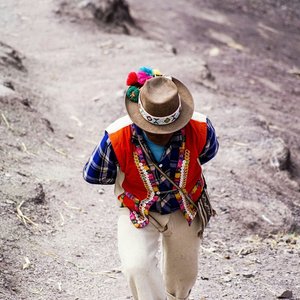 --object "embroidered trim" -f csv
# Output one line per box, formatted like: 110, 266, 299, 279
128, 143, 161, 228
138, 94, 182, 126
173, 130, 197, 224
118, 192, 139, 211
121, 126, 201, 228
